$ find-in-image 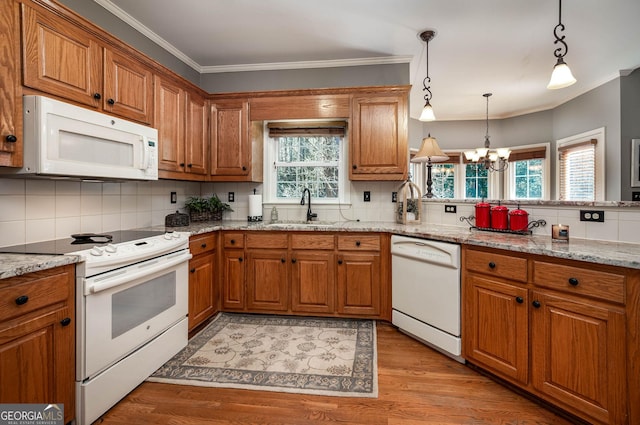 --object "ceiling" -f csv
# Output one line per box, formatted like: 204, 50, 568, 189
97, 0, 640, 121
